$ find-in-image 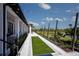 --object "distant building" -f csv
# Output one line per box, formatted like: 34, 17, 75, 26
0, 3, 29, 56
